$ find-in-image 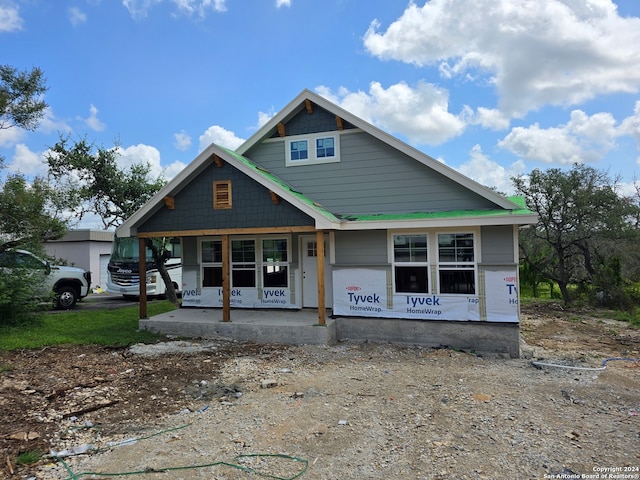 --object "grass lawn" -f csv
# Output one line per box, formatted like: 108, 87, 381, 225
0, 301, 175, 351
